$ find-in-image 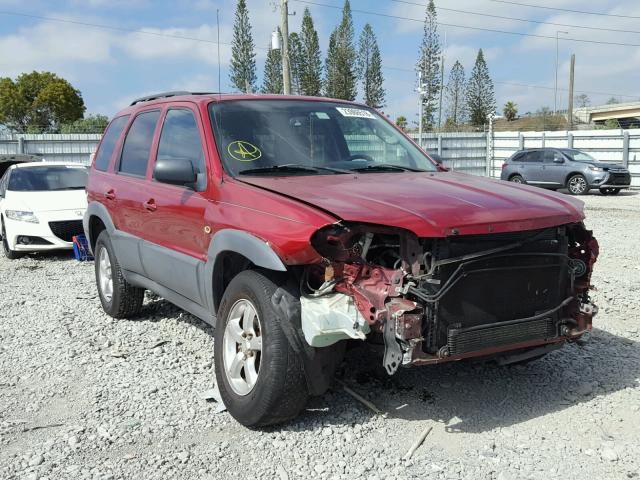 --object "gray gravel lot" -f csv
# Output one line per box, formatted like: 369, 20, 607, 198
1, 191, 639, 480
